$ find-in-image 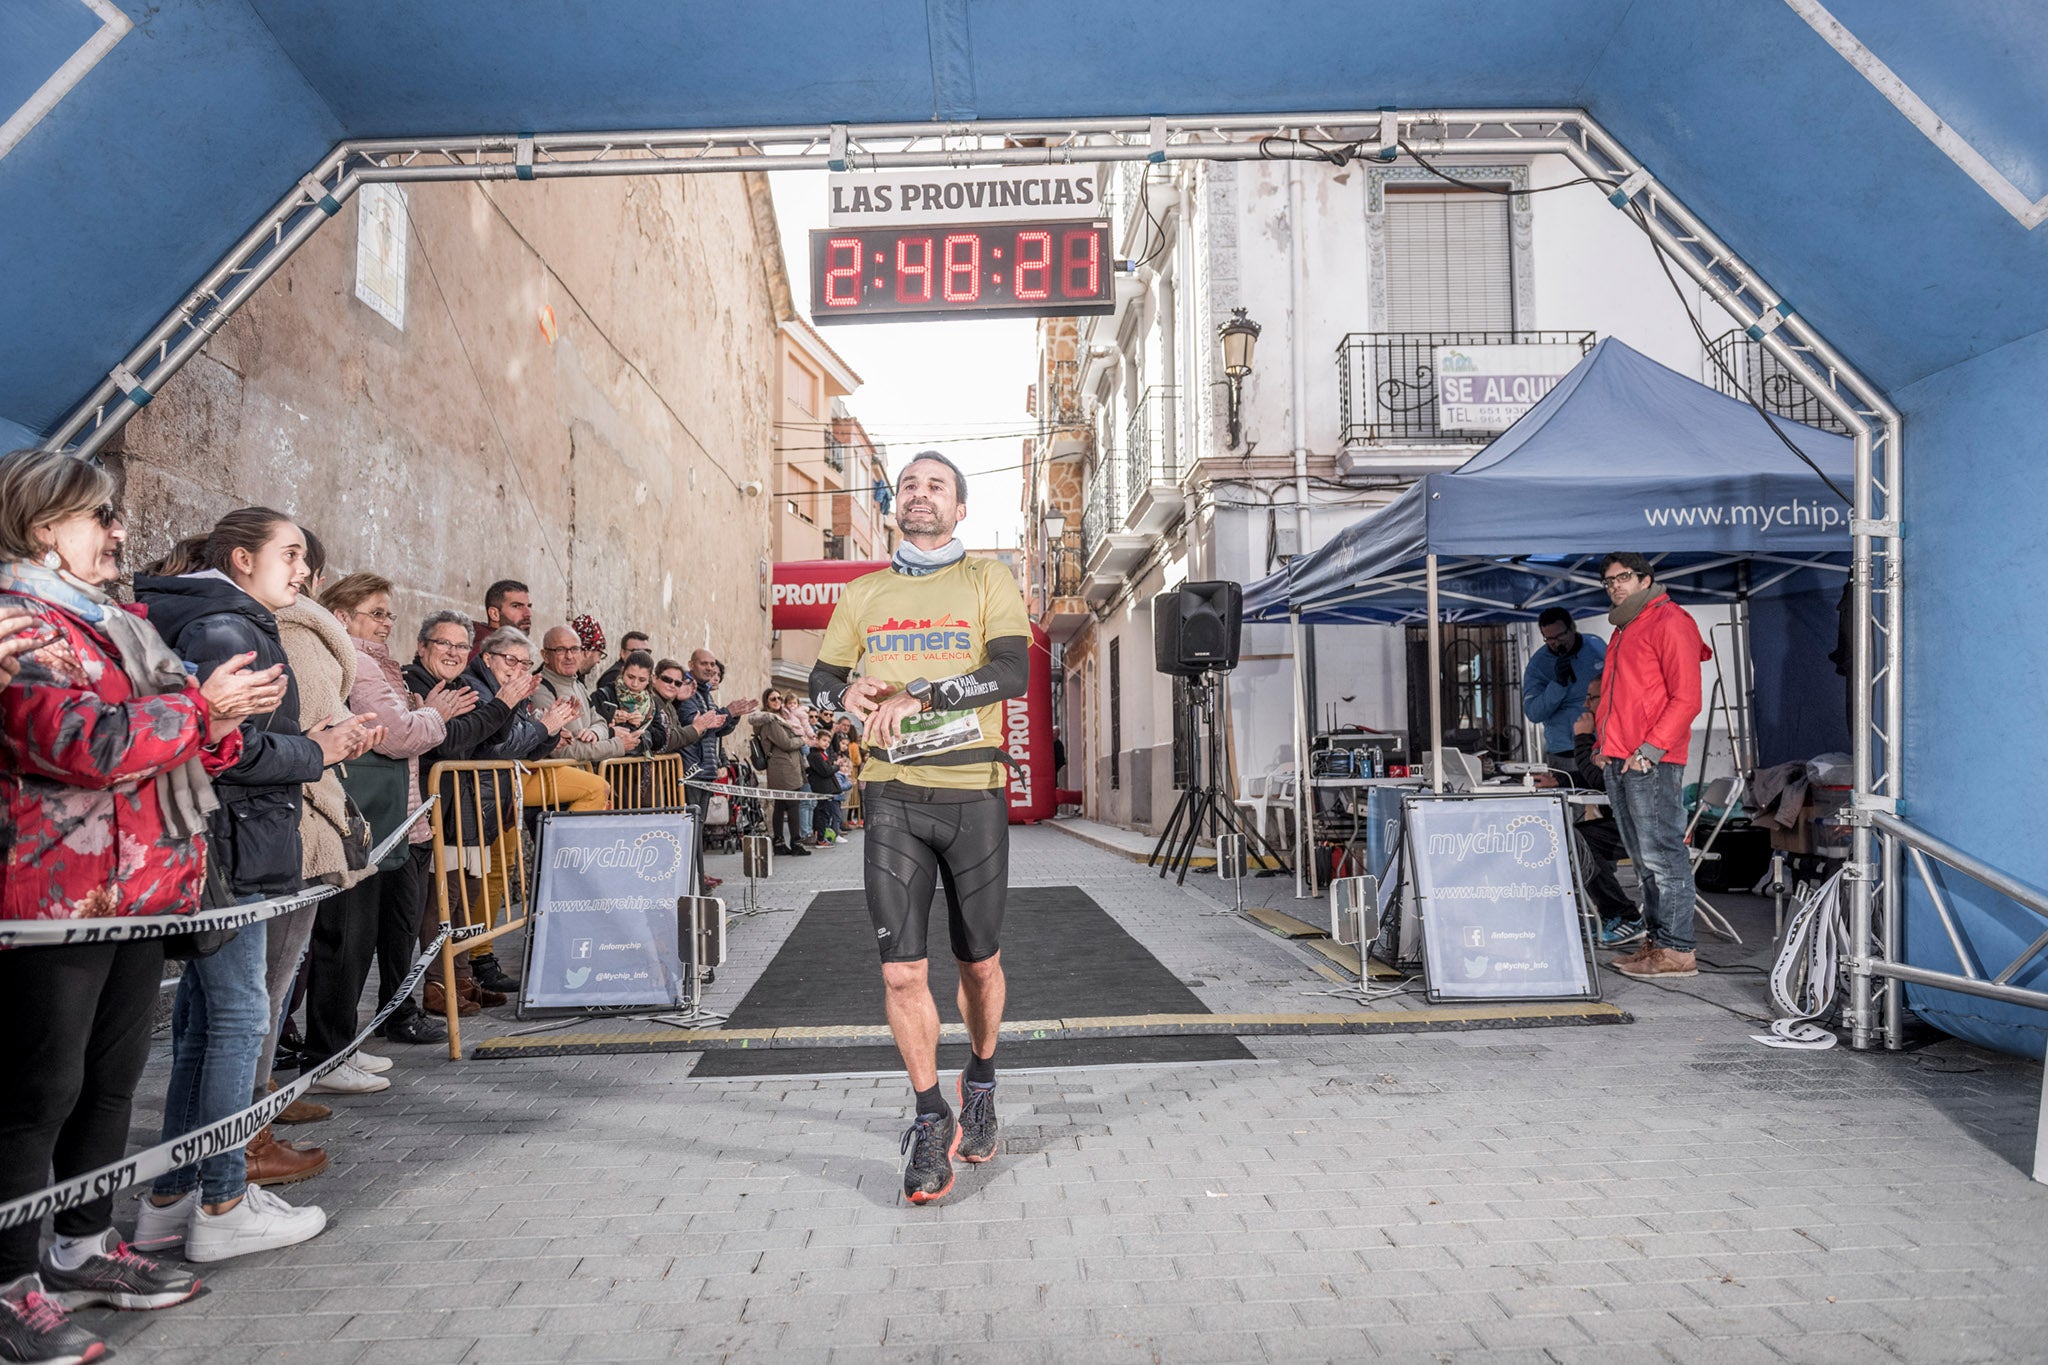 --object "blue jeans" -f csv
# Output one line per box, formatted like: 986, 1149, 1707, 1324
796, 795, 815, 841
152, 903, 271, 1204
1604, 761, 1697, 953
